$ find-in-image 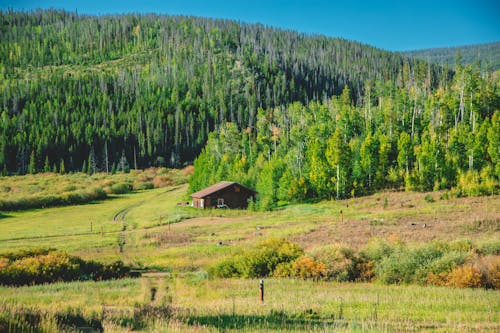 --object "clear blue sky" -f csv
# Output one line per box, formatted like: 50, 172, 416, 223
2, 0, 499, 51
